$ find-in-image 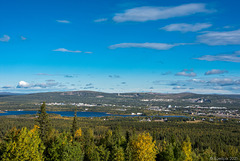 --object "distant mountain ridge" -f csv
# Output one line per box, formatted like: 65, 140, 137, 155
0, 92, 25, 96
0, 90, 239, 109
